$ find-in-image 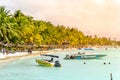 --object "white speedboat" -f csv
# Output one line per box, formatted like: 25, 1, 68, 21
64, 52, 107, 59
